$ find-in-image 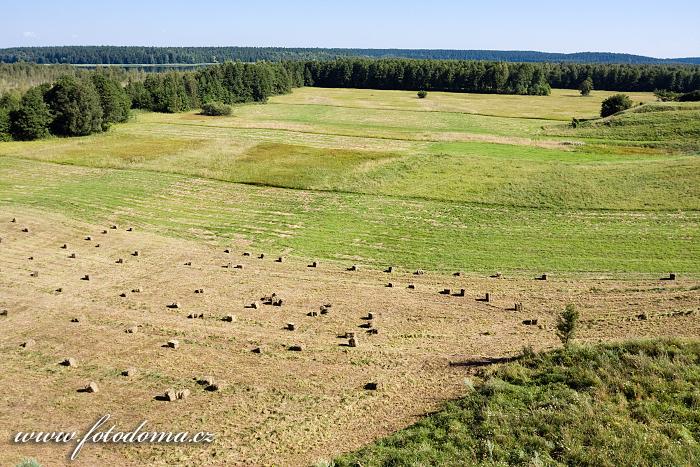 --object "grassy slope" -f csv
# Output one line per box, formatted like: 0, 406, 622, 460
334, 340, 700, 467
1, 157, 697, 274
